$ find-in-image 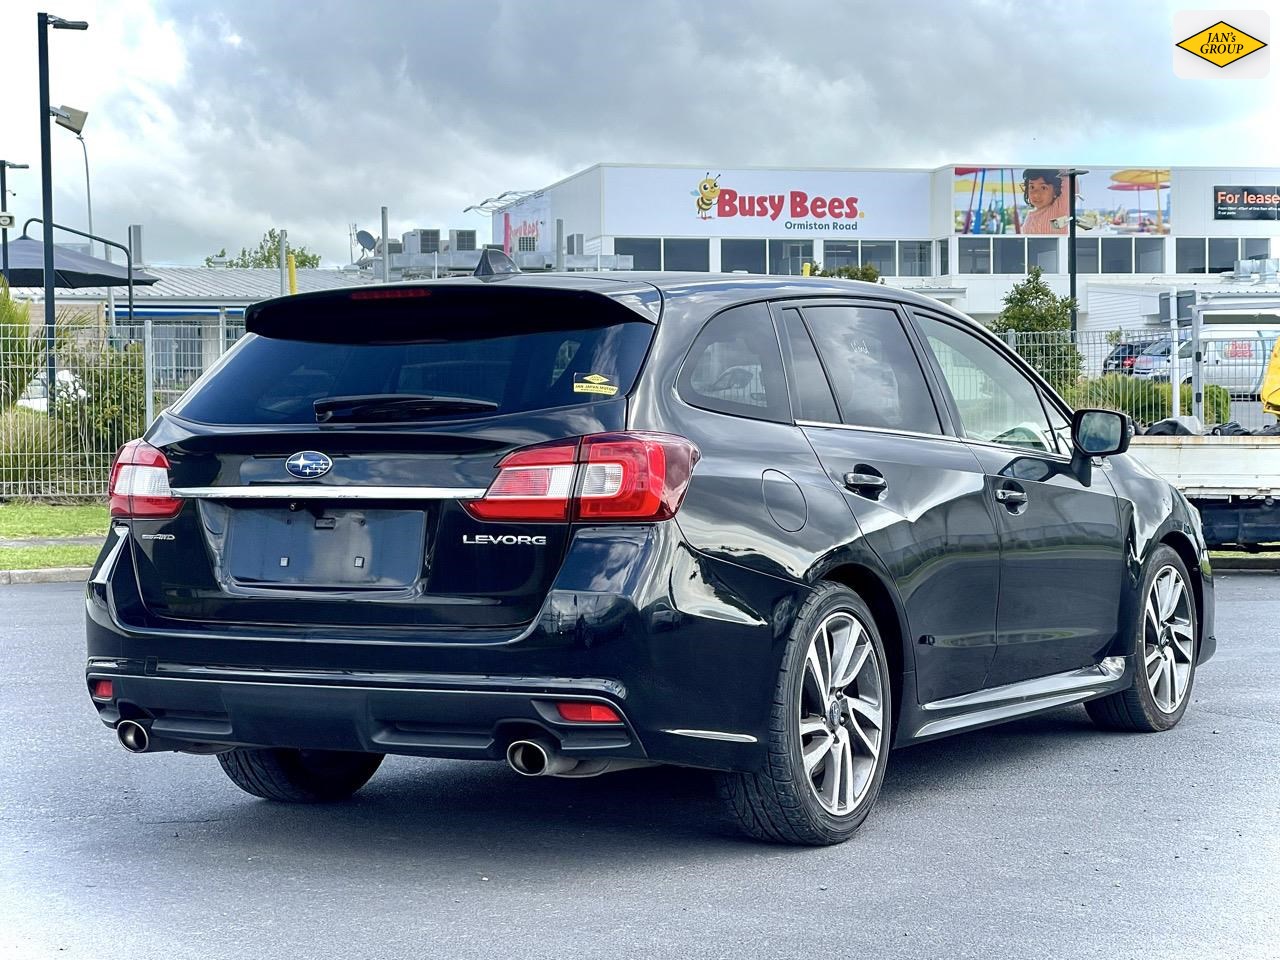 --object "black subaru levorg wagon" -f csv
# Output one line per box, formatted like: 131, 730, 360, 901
86, 270, 1215, 846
